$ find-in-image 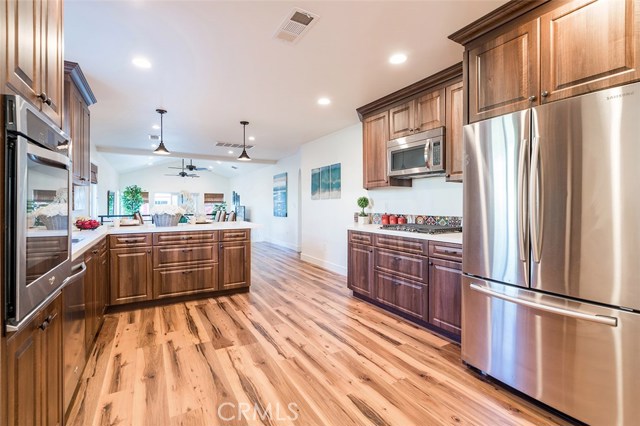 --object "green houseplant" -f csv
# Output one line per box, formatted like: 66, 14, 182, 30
121, 185, 144, 215
357, 196, 370, 225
